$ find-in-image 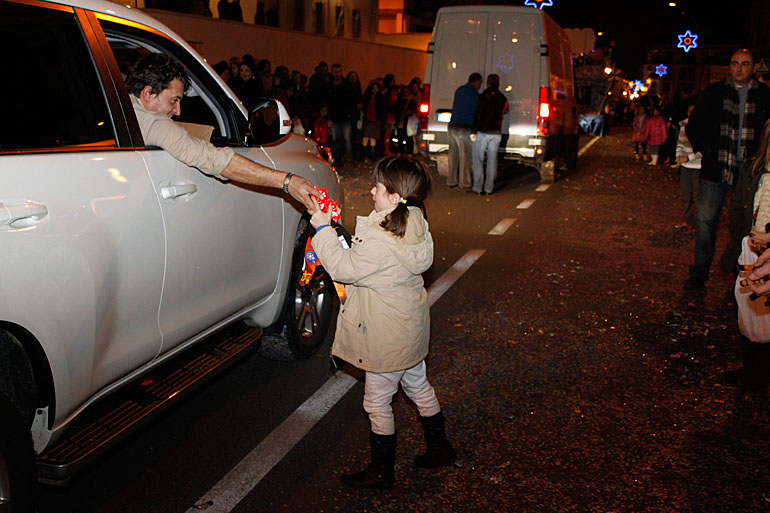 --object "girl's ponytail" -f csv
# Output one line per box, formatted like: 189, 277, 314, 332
373, 156, 431, 238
